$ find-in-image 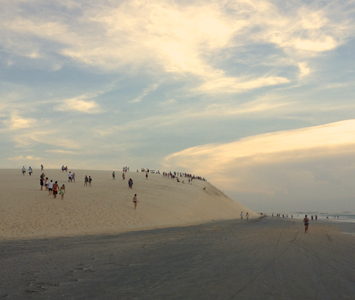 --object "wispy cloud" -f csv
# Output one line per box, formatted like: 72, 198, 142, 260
8, 155, 41, 161
2, 113, 37, 130
129, 83, 160, 103
54, 94, 100, 113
